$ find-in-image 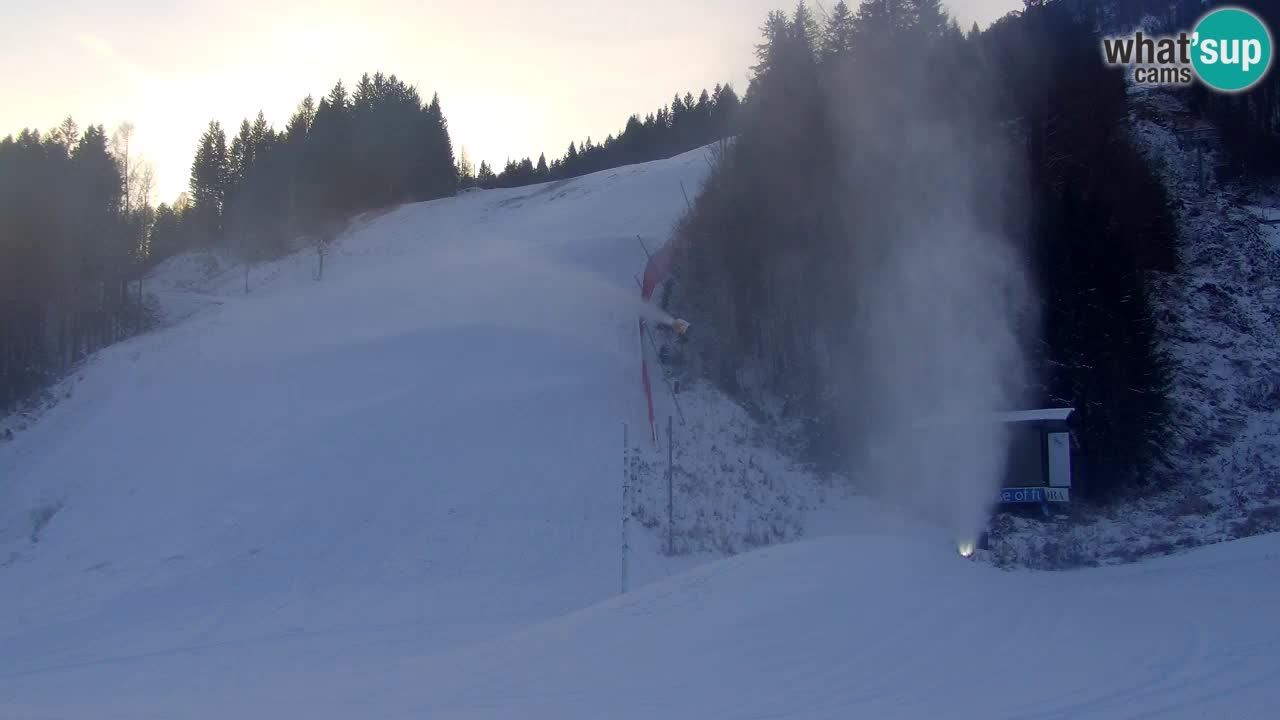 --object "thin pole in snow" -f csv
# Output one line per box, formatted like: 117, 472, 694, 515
622, 422, 630, 594
667, 415, 674, 556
